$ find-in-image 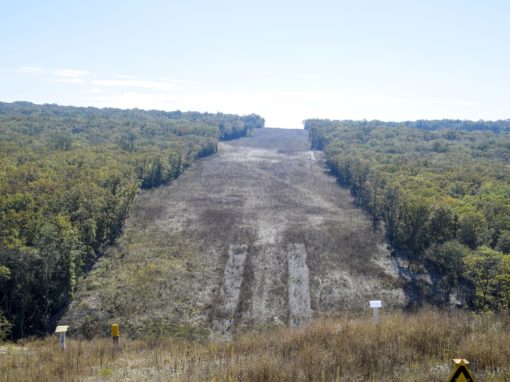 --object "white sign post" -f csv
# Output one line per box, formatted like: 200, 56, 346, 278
369, 300, 382, 325
55, 325, 69, 350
